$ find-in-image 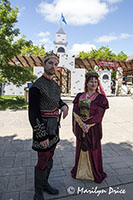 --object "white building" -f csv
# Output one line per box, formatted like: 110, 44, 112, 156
54, 27, 85, 96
